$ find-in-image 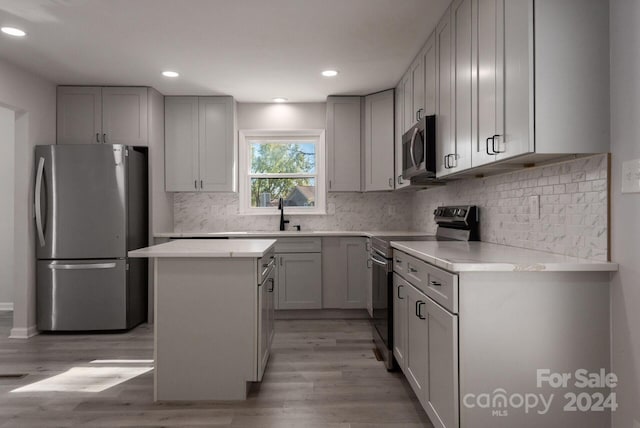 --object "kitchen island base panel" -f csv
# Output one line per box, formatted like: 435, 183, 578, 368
154, 258, 257, 401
